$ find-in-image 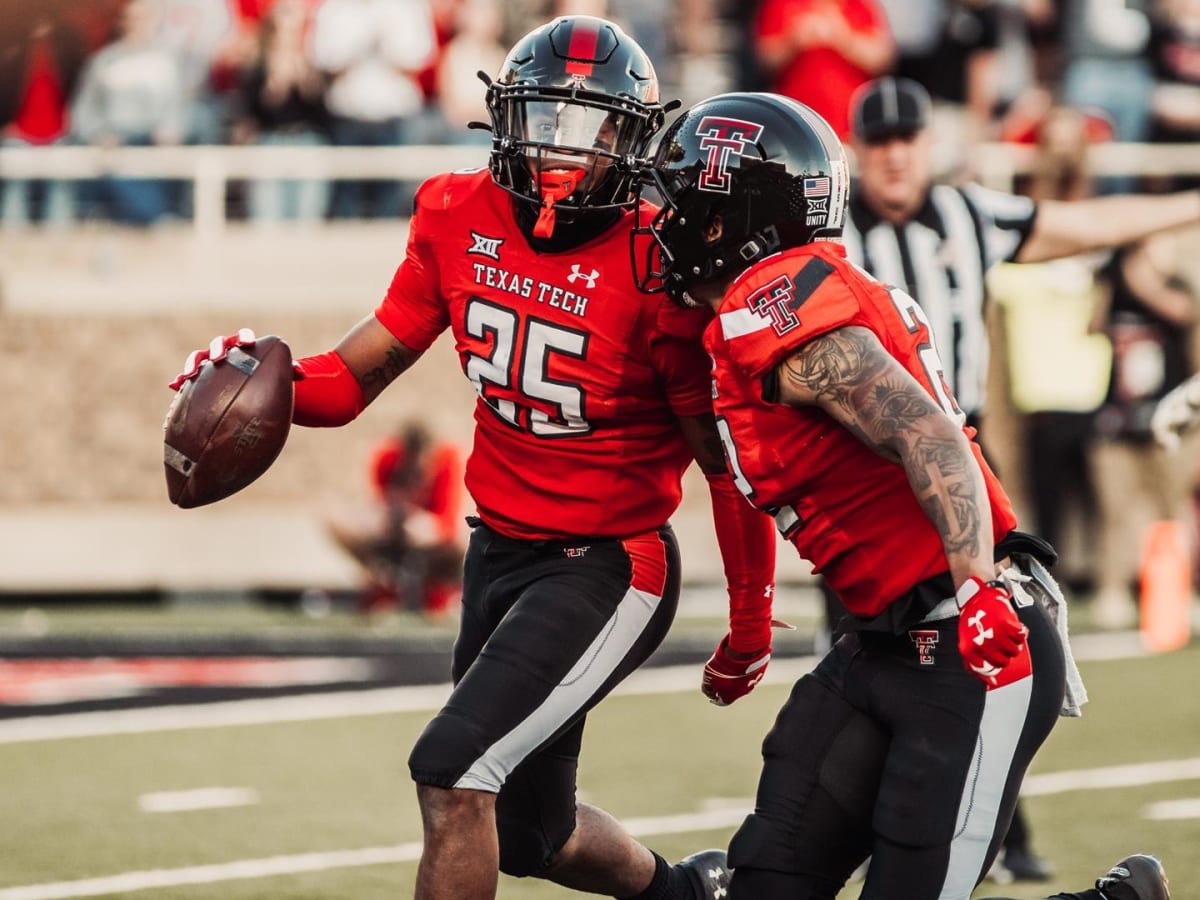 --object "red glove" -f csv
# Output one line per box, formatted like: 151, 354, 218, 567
168, 329, 257, 390
956, 576, 1028, 685
702, 633, 771, 706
